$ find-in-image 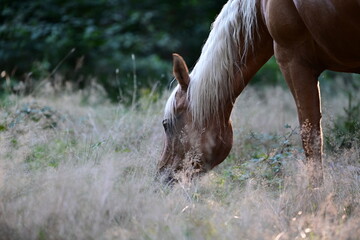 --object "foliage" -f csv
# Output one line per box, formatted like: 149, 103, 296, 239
218, 125, 299, 189
0, 0, 357, 105
9, 103, 64, 129
326, 92, 360, 151
0, 0, 224, 101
